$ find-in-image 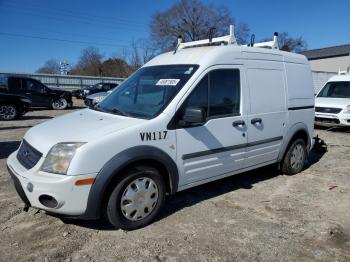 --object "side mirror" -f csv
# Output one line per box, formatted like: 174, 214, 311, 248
180, 107, 205, 126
